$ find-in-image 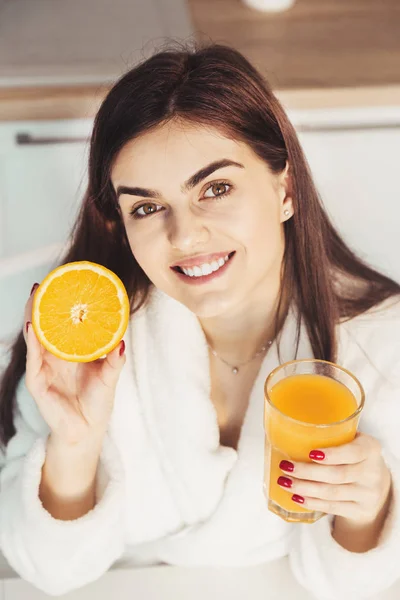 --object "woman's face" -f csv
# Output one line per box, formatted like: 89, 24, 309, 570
111, 120, 292, 318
